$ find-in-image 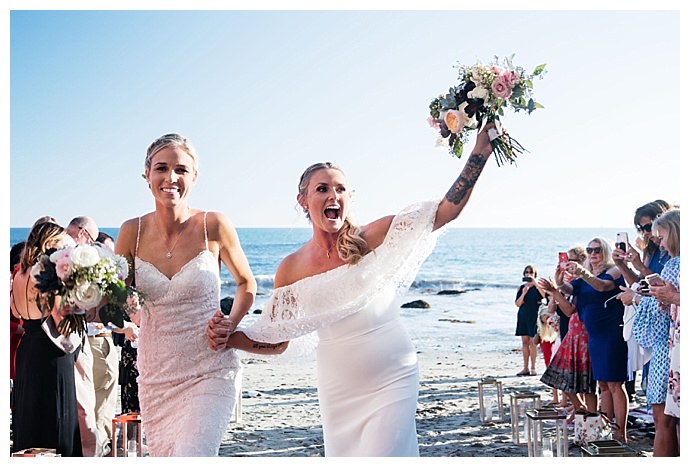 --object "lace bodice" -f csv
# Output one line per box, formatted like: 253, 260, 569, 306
242, 199, 442, 345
